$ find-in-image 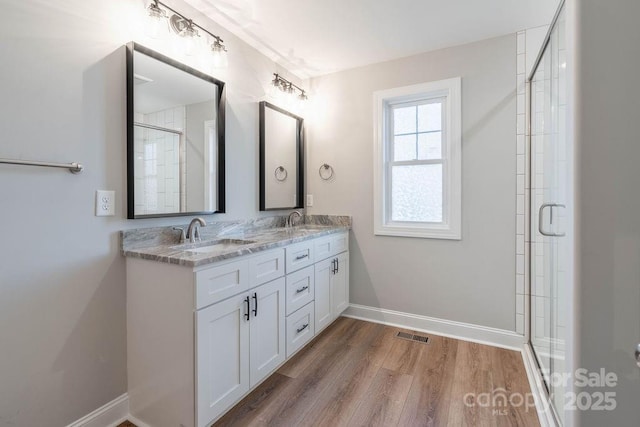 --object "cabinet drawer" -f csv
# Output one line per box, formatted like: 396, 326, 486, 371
314, 232, 349, 262
249, 249, 285, 287
286, 302, 315, 358
285, 241, 314, 273
285, 265, 314, 316
331, 232, 349, 256
195, 259, 249, 309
